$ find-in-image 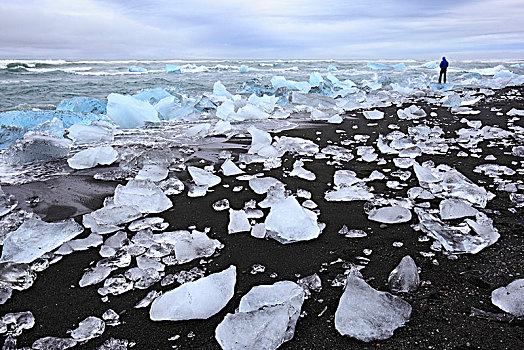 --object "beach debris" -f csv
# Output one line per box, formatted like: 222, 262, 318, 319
70, 316, 105, 342
491, 279, 524, 317
0, 218, 83, 264
388, 255, 420, 293
215, 281, 305, 349
67, 146, 118, 169
335, 269, 411, 341
265, 196, 321, 244
150, 266, 236, 321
